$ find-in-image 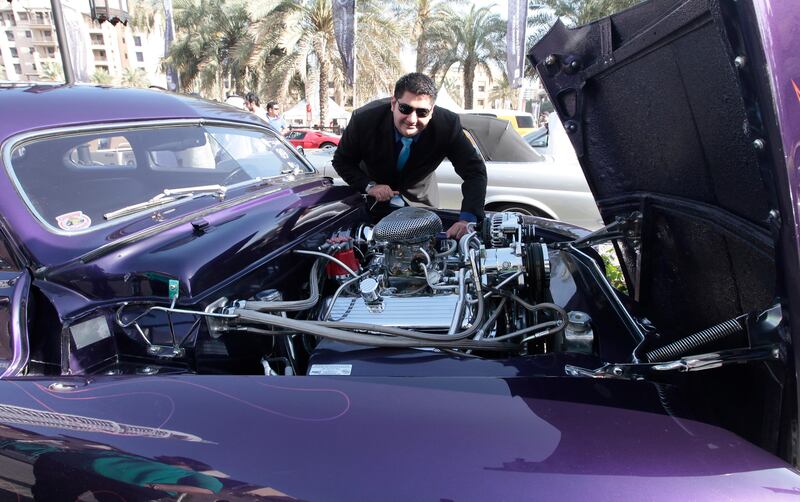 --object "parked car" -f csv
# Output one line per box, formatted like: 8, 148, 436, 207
463, 108, 537, 136
285, 128, 340, 152
524, 124, 549, 153
0, 0, 798, 499
440, 113, 603, 229
309, 113, 604, 230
